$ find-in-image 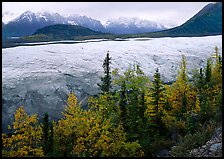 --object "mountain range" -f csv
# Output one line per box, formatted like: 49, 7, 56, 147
105, 17, 167, 34
2, 2, 222, 41
2, 11, 167, 37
